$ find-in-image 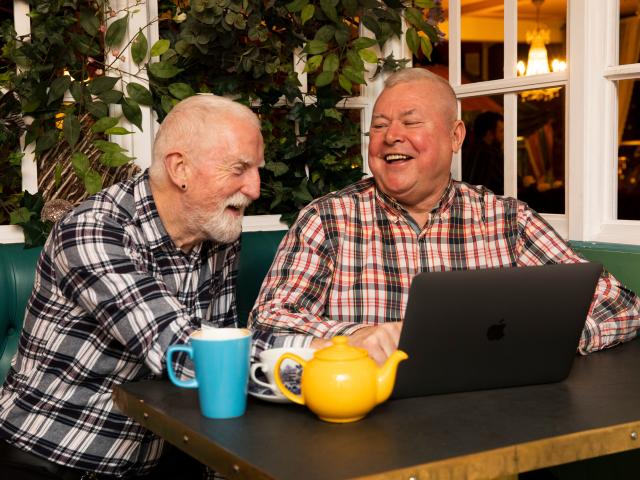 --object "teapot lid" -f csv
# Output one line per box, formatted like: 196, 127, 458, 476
314, 336, 368, 361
